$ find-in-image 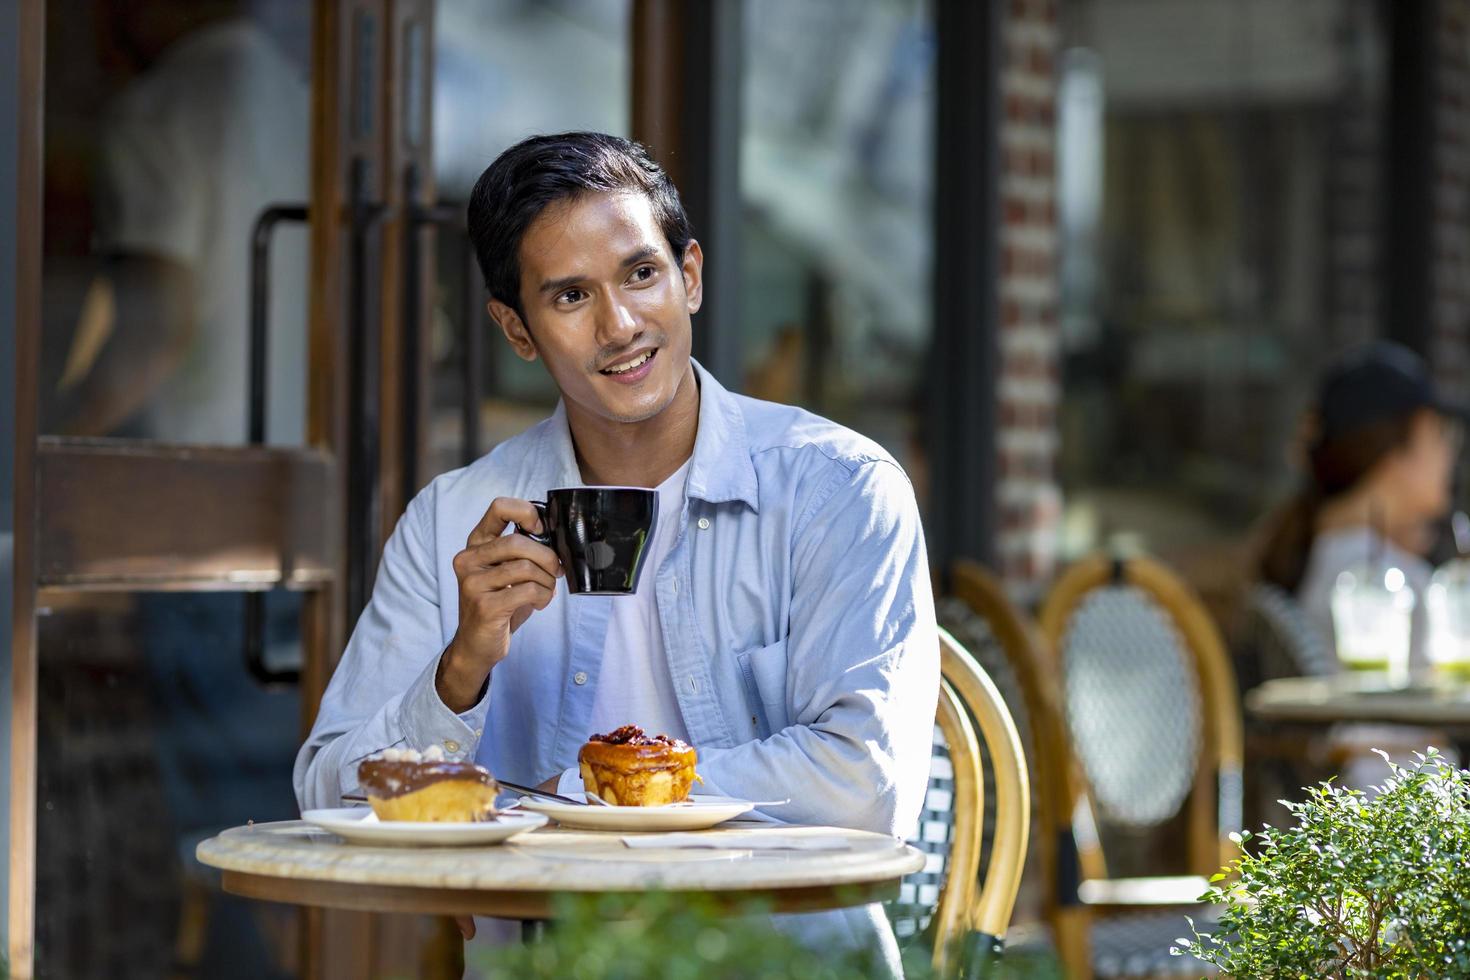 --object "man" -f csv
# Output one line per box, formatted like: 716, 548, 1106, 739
294, 132, 938, 972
